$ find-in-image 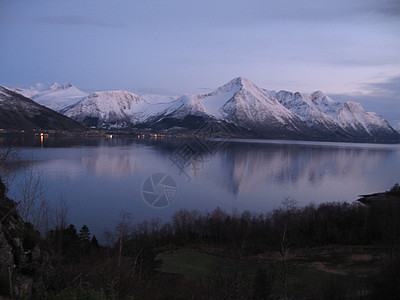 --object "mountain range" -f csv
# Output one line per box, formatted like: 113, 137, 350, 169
0, 86, 86, 131
5, 77, 400, 142
13, 82, 88, 112
393, 120, 400, 133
